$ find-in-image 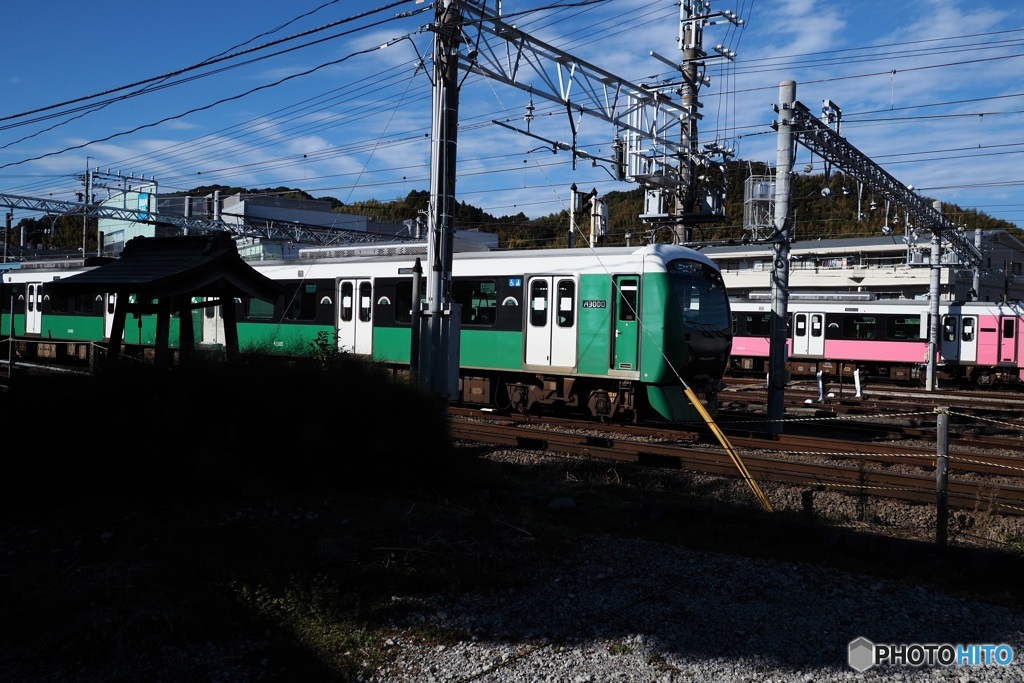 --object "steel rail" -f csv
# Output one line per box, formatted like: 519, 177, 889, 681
450, 417, 1024, 515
